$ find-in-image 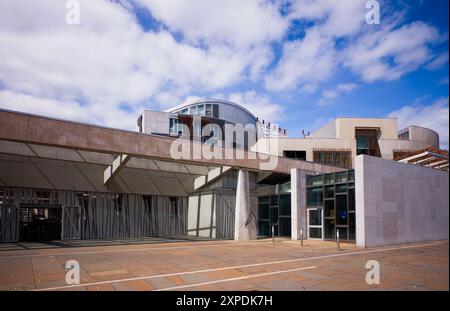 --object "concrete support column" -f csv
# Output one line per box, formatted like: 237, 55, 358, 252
291, 168, 307, 240
355, 156, 366, 248
234, 169, 255, 240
